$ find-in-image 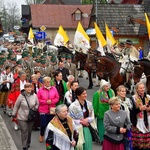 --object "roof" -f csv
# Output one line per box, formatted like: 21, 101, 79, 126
42, 0, 81, 5
30, 4, 93, 29
42, 0, 64, 4
95, 4, 146, 35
